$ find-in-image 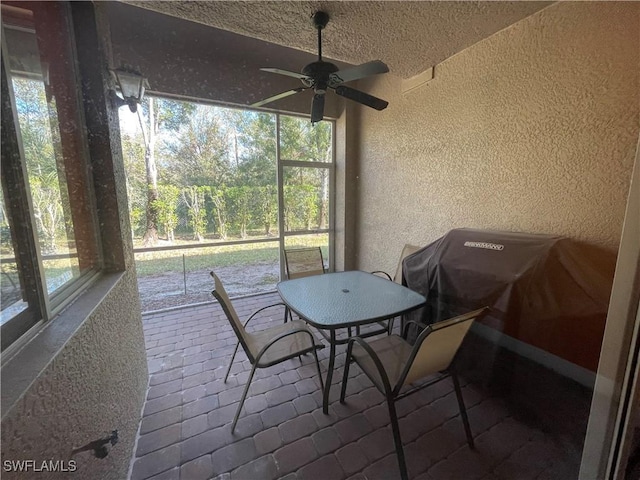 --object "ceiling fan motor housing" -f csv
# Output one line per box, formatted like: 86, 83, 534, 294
302, 61, 339, 93
312, 11, 330, 30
